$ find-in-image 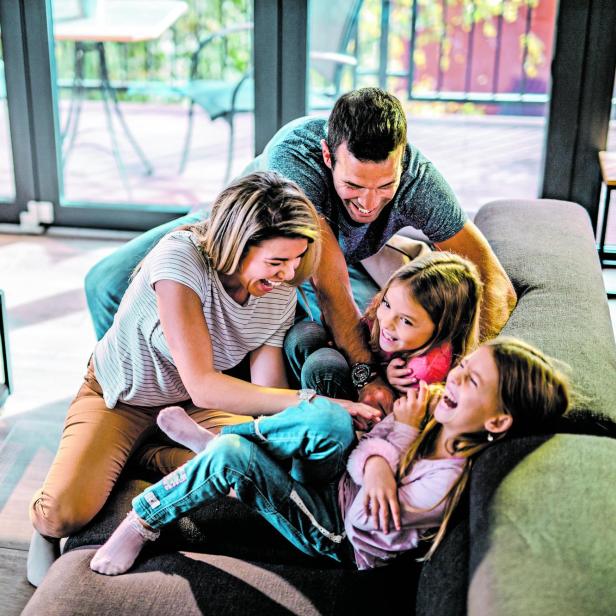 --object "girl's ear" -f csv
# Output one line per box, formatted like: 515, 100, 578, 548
485, 413, 512, 435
